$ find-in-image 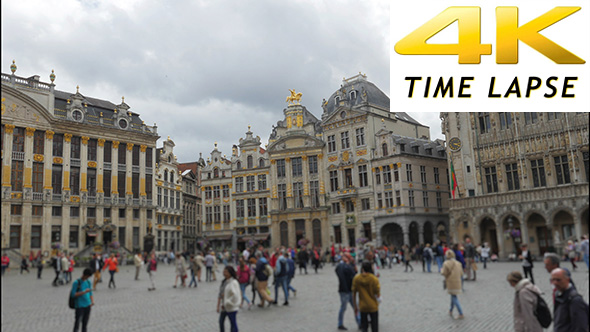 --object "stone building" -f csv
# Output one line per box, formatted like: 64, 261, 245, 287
201, 144, 233, 249
1, 64, 158, 257
231, 127, 271, 249
320, 73, 434, 248
267, 97, 330, 249
441, 112, 589, 258
178, 160, 201, 253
